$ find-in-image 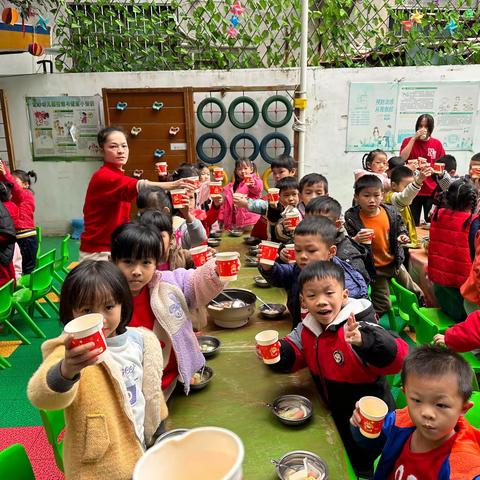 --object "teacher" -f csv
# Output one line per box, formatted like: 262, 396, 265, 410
79, 126, 191, 262
400, 114, 445, 225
